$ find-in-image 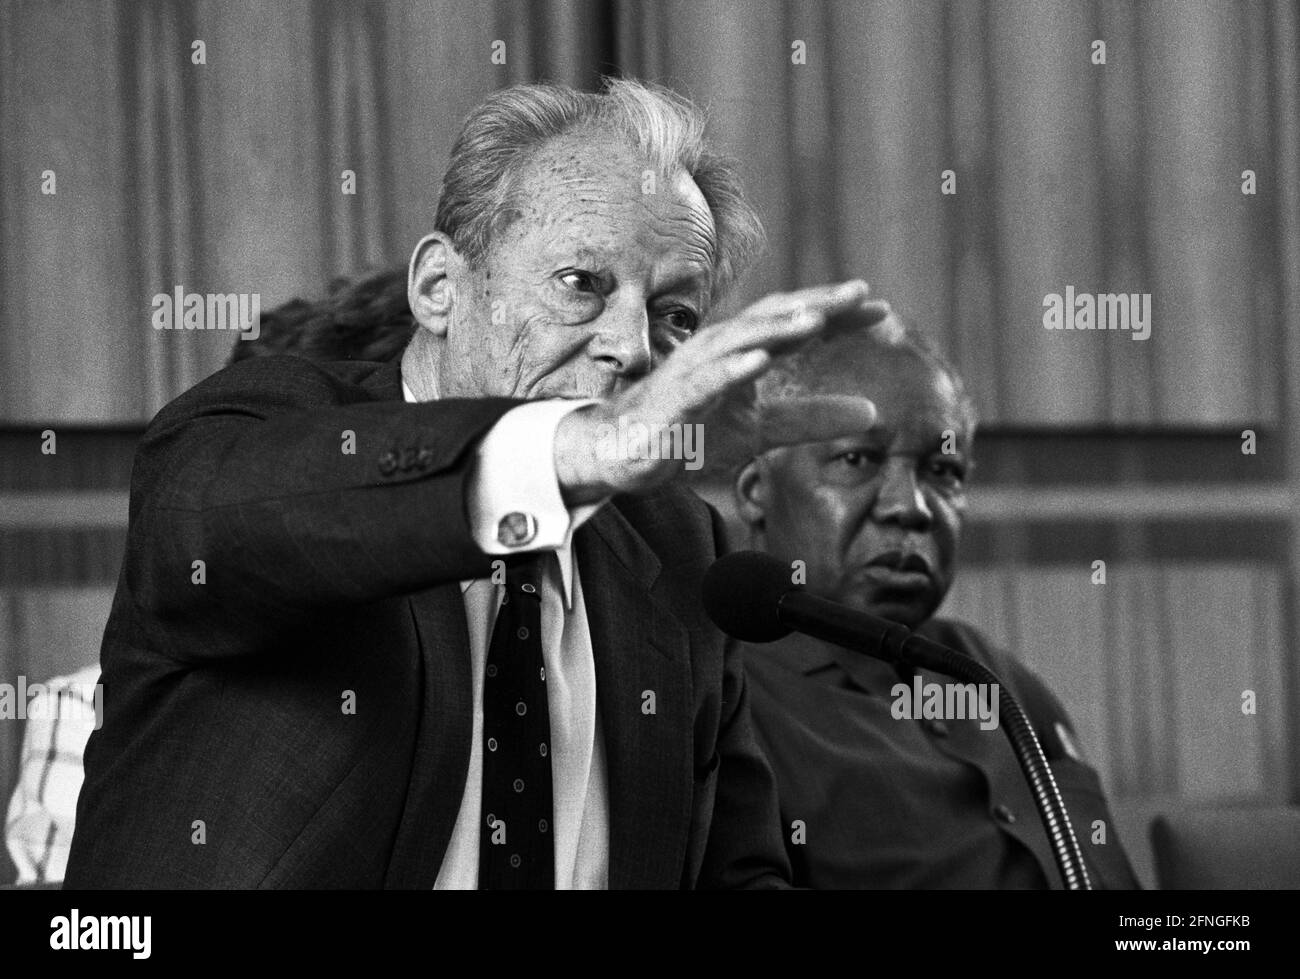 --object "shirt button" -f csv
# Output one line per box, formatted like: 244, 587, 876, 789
516, 626, 530, 641
538, 818, 549, 833
516, 701, 527, 716
509, 854, 521, 868
513, 778, 525, 793
925, 719, 950, 738
497, 512, 538, 547
993, 804, 1016, 825
486, 664, 498, 678
487, 737, 498, 752
538, 742, 548, 758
